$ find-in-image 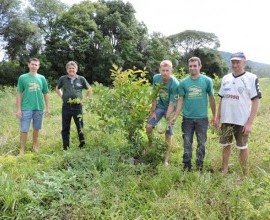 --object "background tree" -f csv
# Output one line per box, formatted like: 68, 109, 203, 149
141, 32, 181, 79
168, 30, 220, 55
45, 0, 150, 85
26, 0, 67, 41
0, 0, 21, 34
2, 17, 41, 64
189, 48, 228, 78
0, 0, 21, 58
167, 30, 224, 78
